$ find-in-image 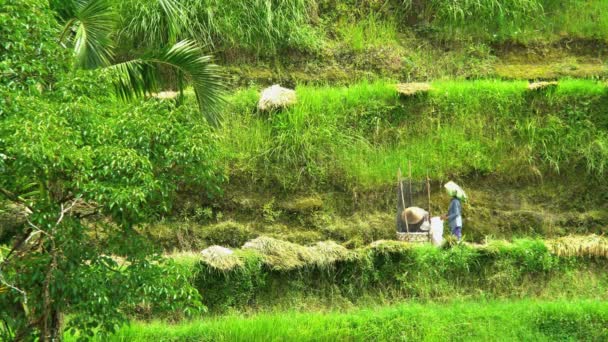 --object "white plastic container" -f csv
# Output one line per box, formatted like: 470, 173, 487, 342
430, 216, 444, 246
